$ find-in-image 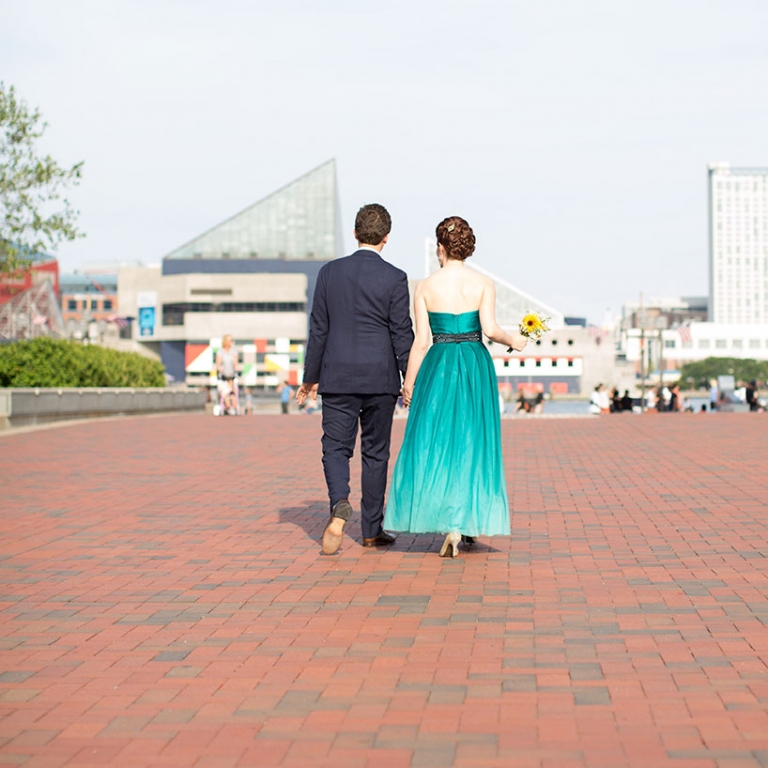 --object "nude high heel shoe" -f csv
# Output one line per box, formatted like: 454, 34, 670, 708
439, 531, 461, 558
